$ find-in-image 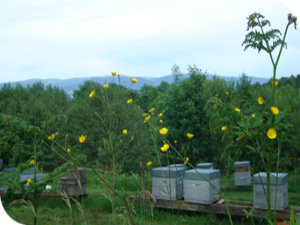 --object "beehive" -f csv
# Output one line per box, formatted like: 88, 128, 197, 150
152, 166, 186, 200
18, 173, 48, 193
196, 163, 213, 170
234, 161, 251, 186
184, 169, 220, 204
253, 172, 288, 210
58, 169, 87, 197
2, 168, 48, 194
